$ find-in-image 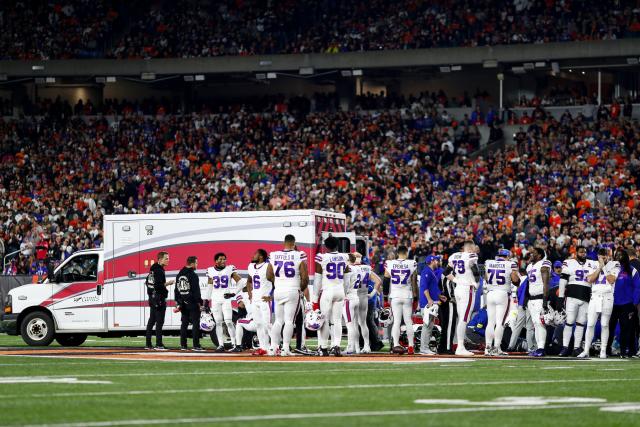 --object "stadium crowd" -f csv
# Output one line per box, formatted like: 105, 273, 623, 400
1, 0, 639, 60
1, 99, 639, 280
